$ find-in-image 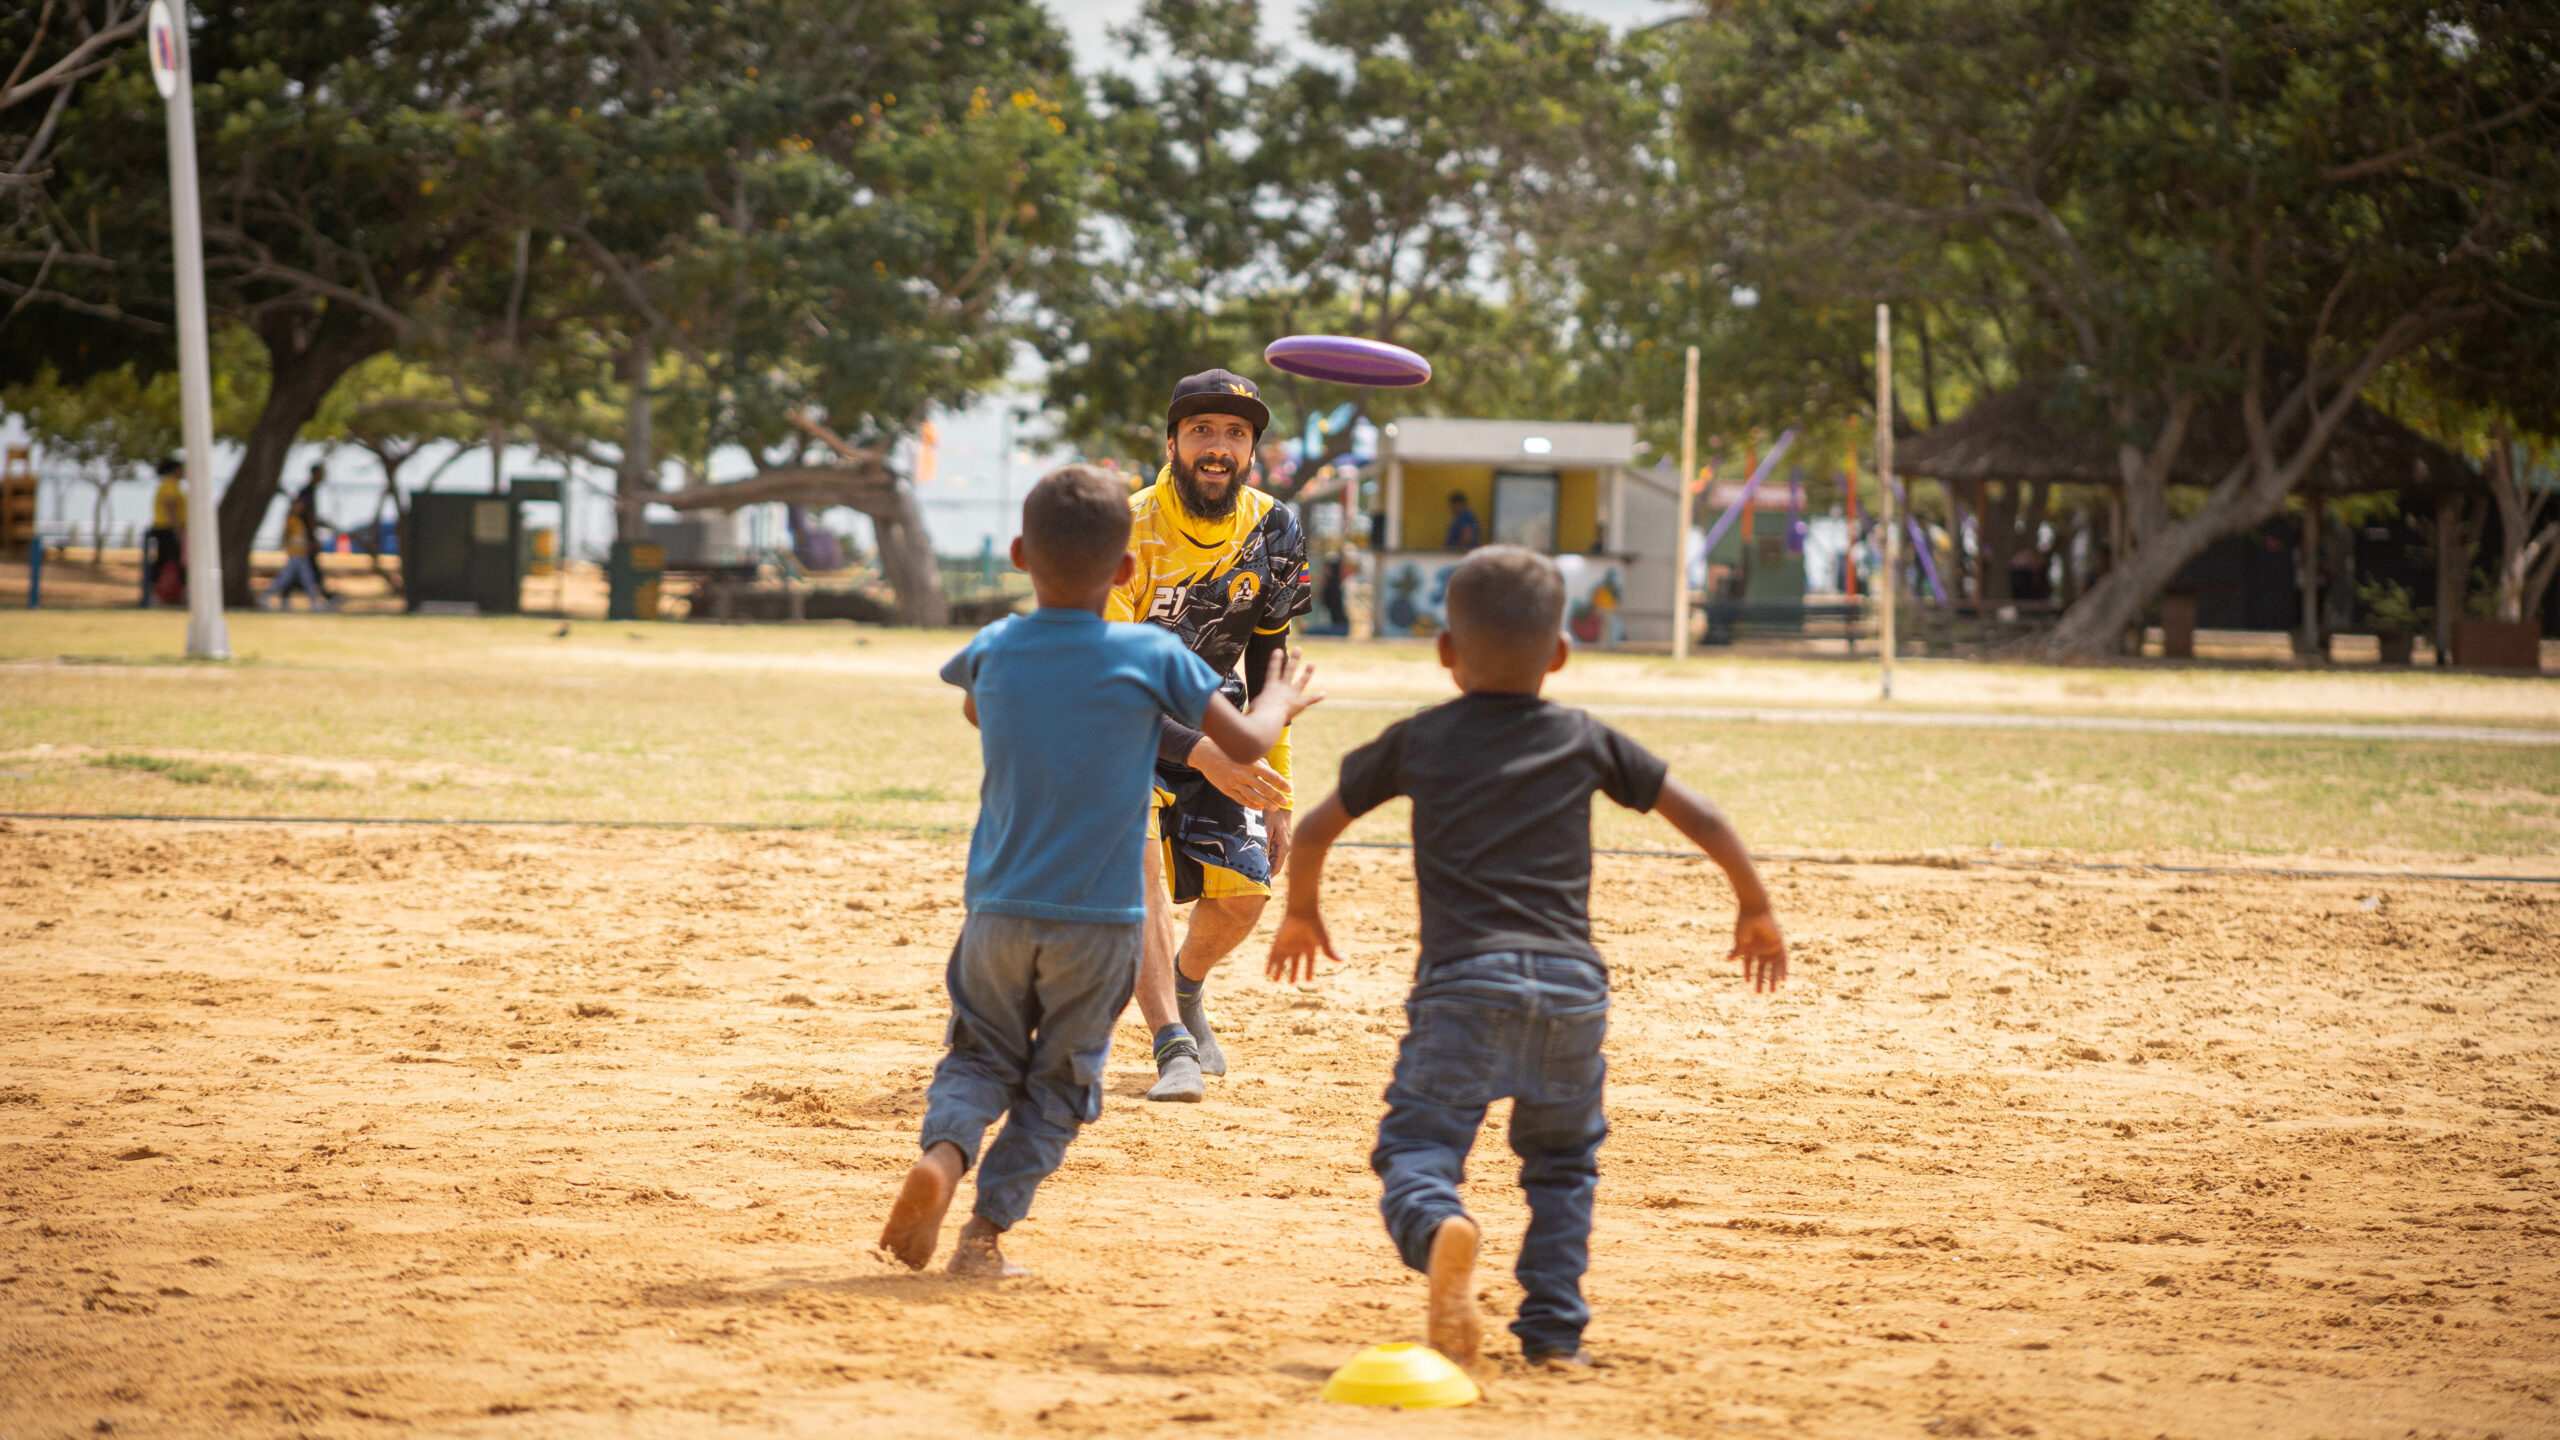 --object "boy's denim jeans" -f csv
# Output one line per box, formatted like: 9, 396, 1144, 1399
918, 911, 1140, 1230
1371, 951, 1609, 1358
